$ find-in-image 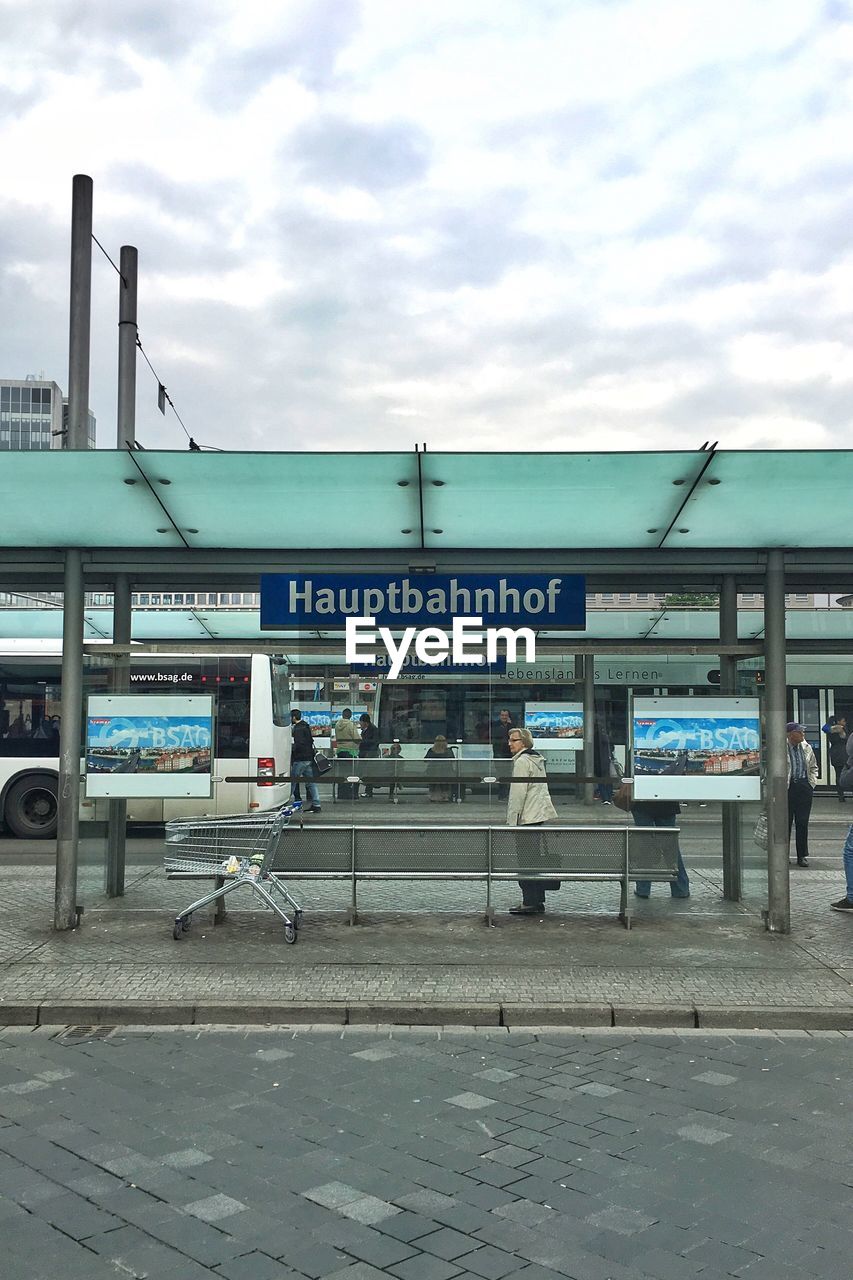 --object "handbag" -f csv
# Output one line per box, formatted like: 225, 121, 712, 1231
313, 751, 332, 775
609, 756, 624, 781
612, 783, 632, 812
752, 811, 768, 850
